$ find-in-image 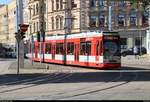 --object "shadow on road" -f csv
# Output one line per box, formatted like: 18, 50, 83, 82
0, 66, 150, 86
